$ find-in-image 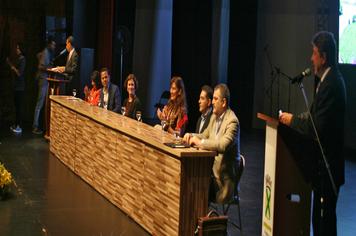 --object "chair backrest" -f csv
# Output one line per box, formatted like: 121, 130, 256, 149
159, 90, 170, 104
236, 154, 245, 185
154, 90, 170, 109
